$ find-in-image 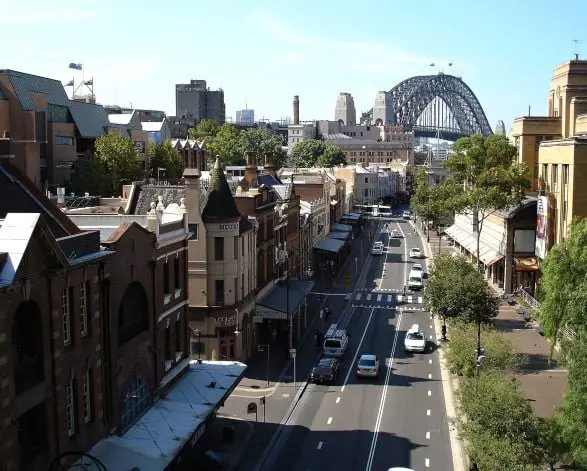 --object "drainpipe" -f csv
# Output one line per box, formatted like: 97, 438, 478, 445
46, 273, 61, 457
